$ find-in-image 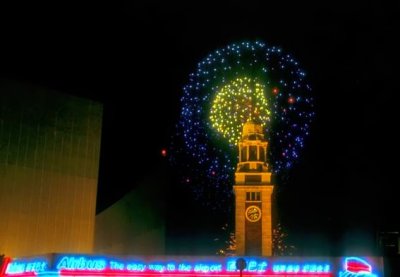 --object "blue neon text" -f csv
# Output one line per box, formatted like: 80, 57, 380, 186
226, 260, 268, 272
6, 261, 47, 274
273, 263, 330, 274
56, 257, 106, 271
